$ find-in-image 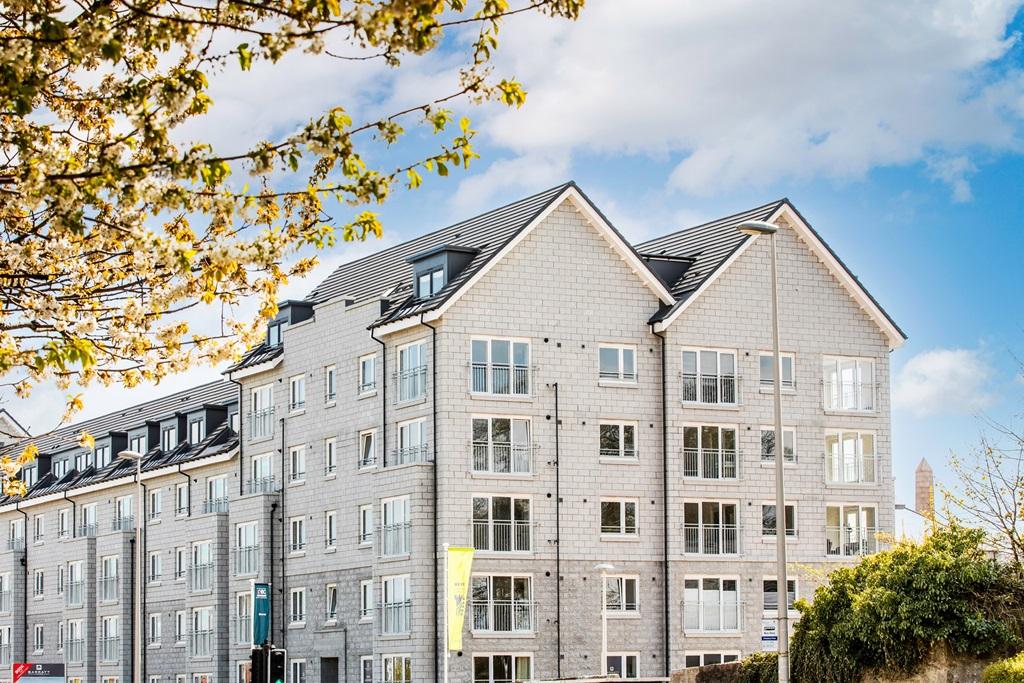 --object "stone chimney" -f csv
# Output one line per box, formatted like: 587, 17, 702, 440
915, 458, 934, 518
